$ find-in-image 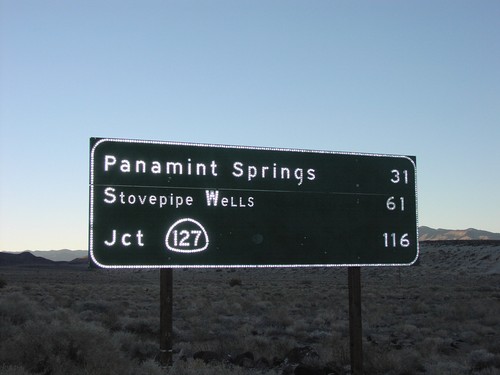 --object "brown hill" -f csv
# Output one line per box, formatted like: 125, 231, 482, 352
419, 226, 500, 241
0, 251, 56, 266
